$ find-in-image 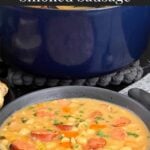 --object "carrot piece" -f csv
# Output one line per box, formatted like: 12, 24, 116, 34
10, 140, 35, 150
61, 131, 78, 138
89, 111, 102, 118
84, 138, 106, 149
56, 125, 72, 131
62, 106, 71, 113
31, 130, 58, 142
60, 142, 72, 148
36, 109, 54, 118
90, 124, 107, 130
113, 117, 131, 127
110, 128, 126, 140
